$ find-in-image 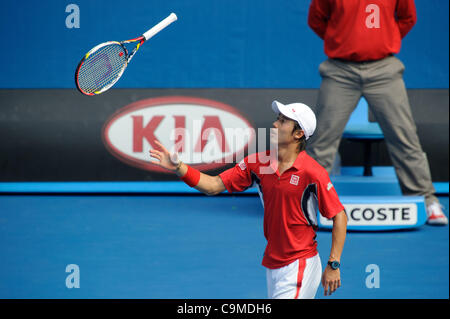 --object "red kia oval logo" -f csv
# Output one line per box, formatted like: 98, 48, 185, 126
102, 96, 256, 173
